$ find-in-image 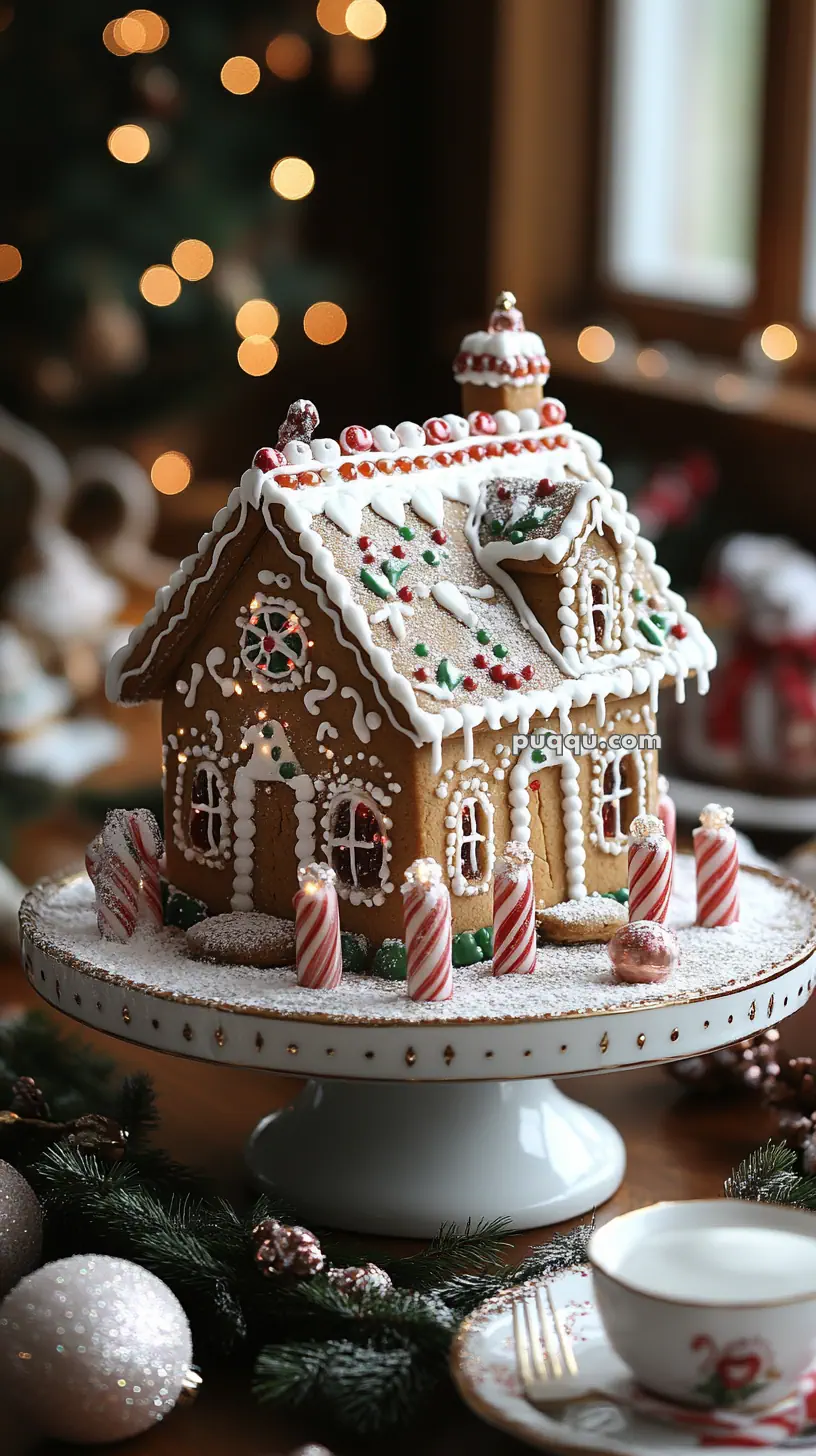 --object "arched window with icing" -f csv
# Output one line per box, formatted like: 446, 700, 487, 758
325, 792, 387, 898
188, 763, 228, 861
446, 779, 495, 896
